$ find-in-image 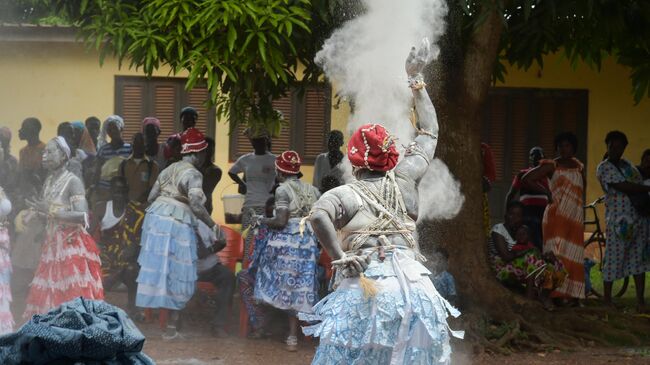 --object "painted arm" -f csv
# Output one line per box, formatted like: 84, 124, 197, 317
261, 187, 290, 229
147, 179, 161, 204
396, 40, 439, 184
185, 171, 216, 229
310, 209, 346, 261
